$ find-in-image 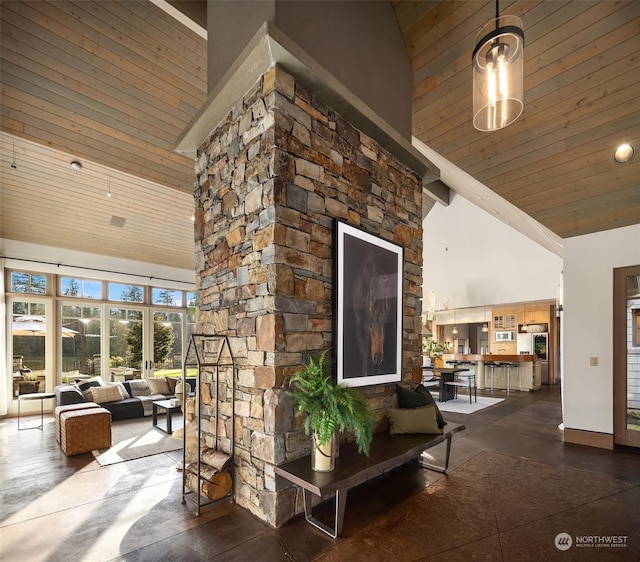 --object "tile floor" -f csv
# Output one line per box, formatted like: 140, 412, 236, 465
1, 386, 639, 561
